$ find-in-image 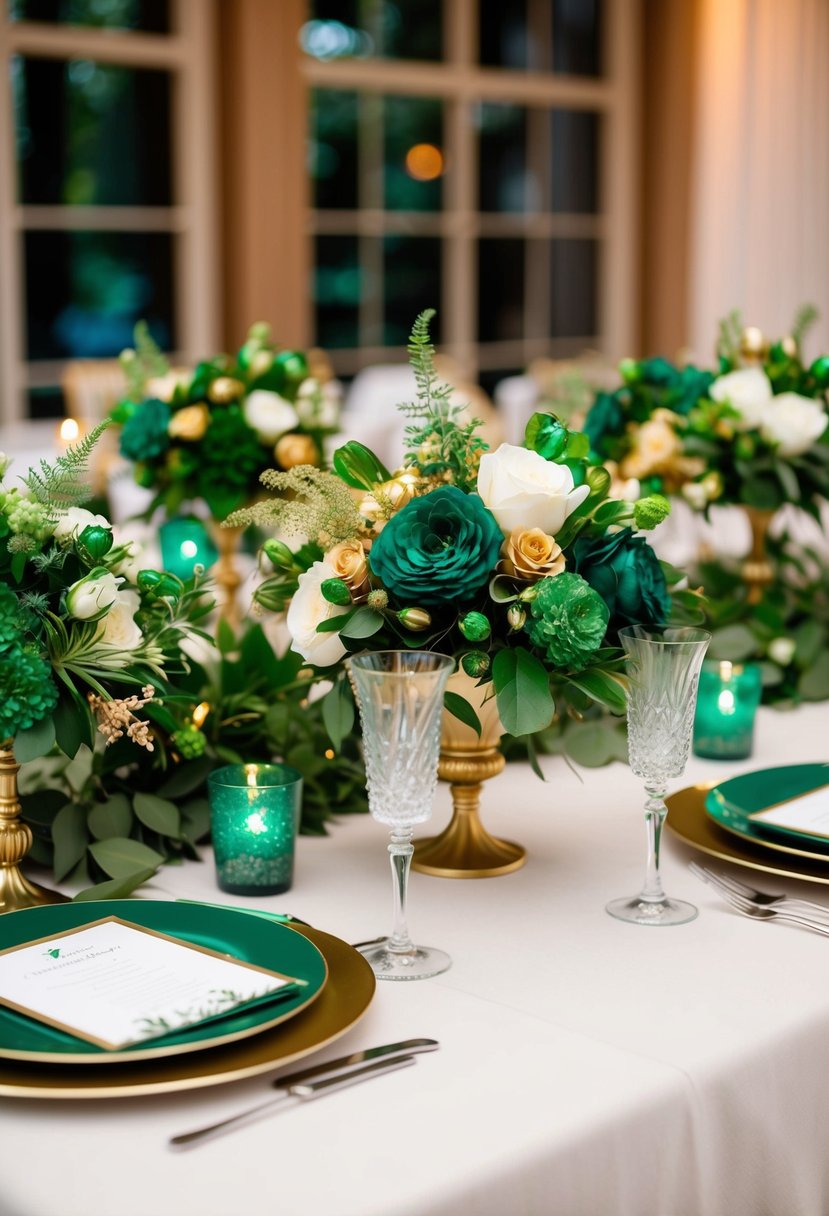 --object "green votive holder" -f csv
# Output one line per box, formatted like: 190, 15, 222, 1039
693, 660, 762, 760
207, 764, 303, 896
